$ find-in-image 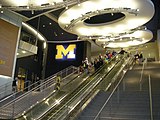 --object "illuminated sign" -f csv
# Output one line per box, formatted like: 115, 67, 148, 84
0, 59, 5, 65
55, 44, 76, 60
